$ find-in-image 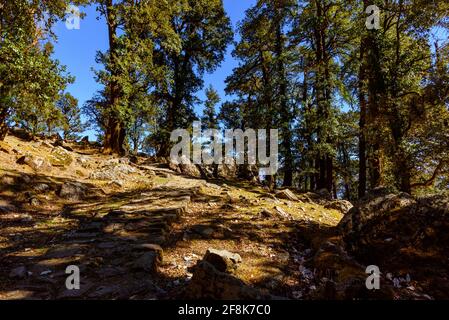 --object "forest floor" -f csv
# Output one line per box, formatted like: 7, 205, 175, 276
0, 132, 443, 300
